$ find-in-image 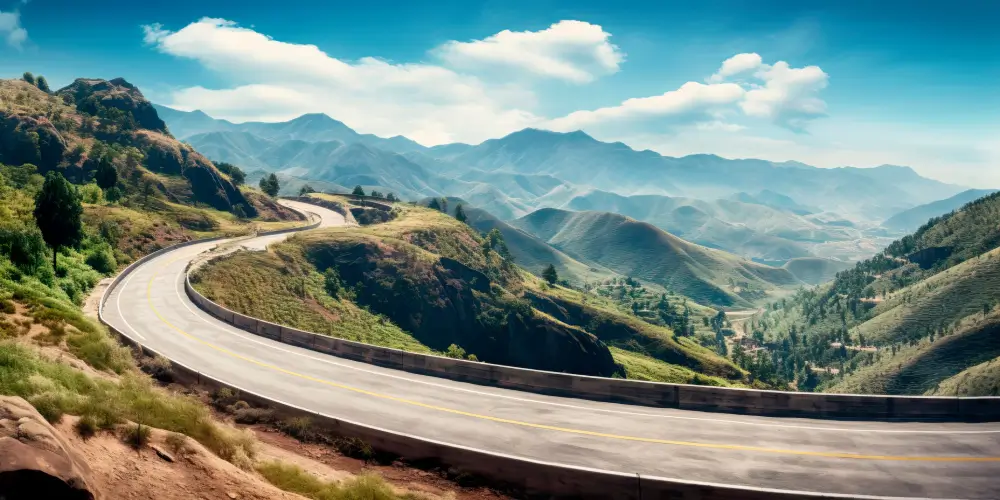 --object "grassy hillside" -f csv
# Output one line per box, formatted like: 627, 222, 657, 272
749, 192, 1000, 395
511, 208, 799, 308
194, 196, 750, 385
